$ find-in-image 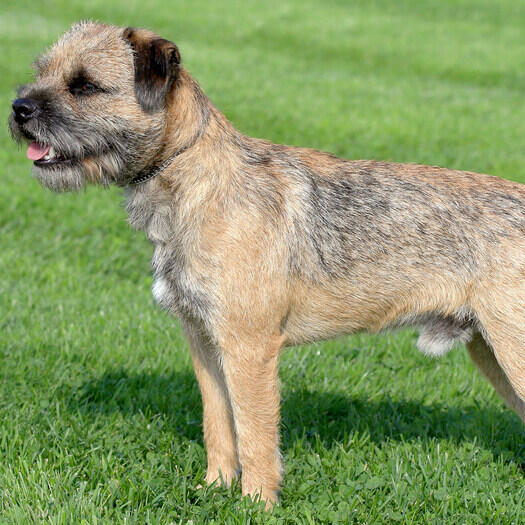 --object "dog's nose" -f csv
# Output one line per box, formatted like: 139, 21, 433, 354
12, 98, 40, 123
